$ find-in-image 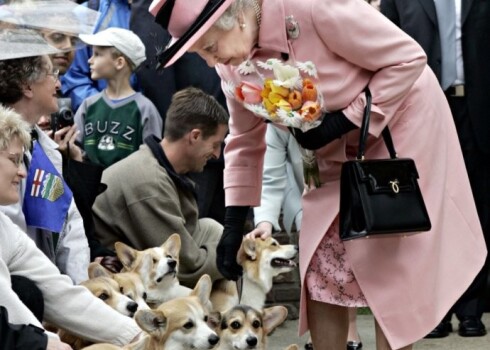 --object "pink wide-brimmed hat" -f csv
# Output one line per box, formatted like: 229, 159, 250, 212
149, 0, 234, 69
